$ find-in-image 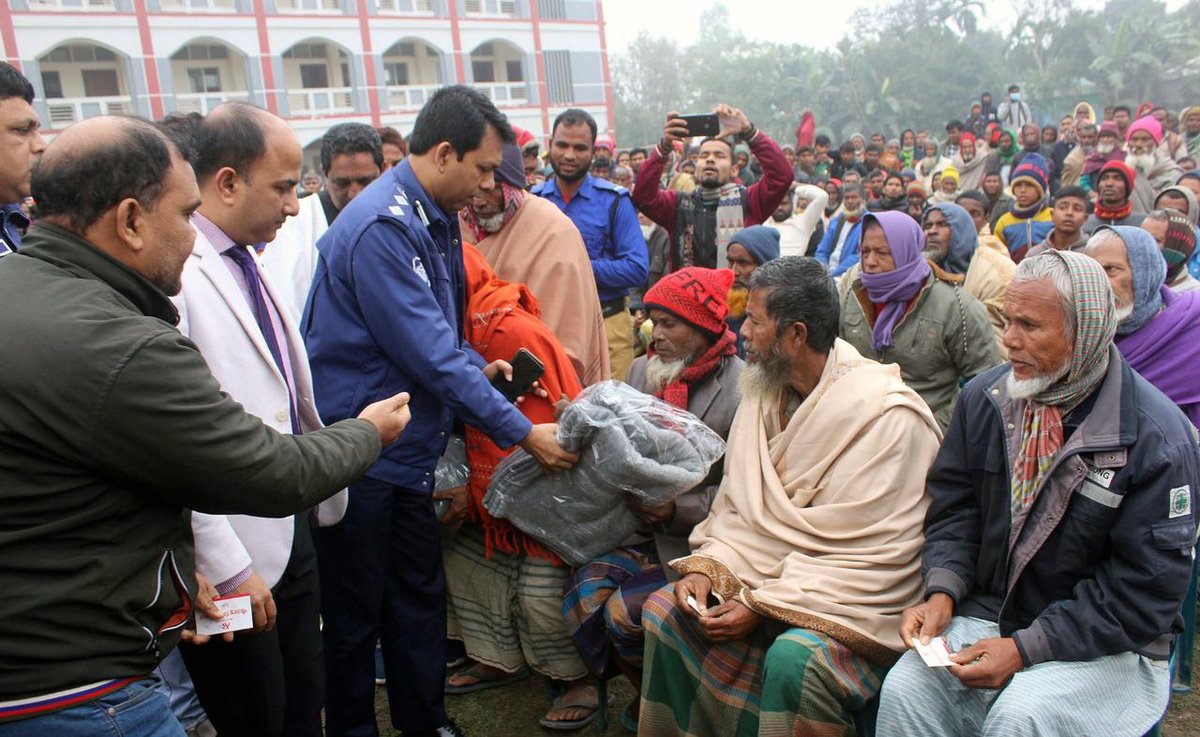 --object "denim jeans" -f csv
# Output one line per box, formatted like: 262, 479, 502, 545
0, 678, 186, 737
